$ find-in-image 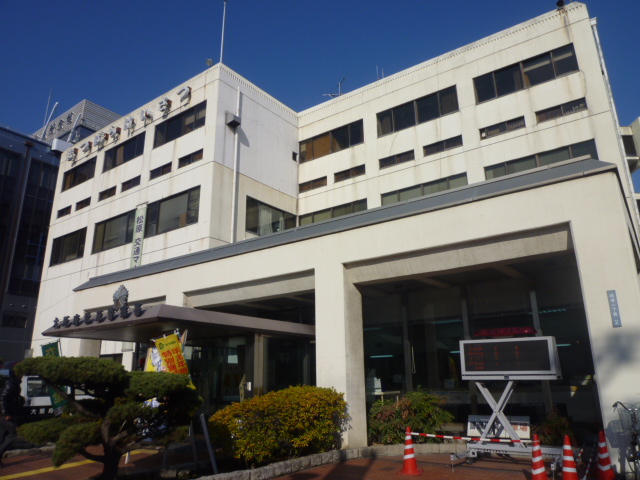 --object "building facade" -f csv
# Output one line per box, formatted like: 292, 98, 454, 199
30, 2, 640, 468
